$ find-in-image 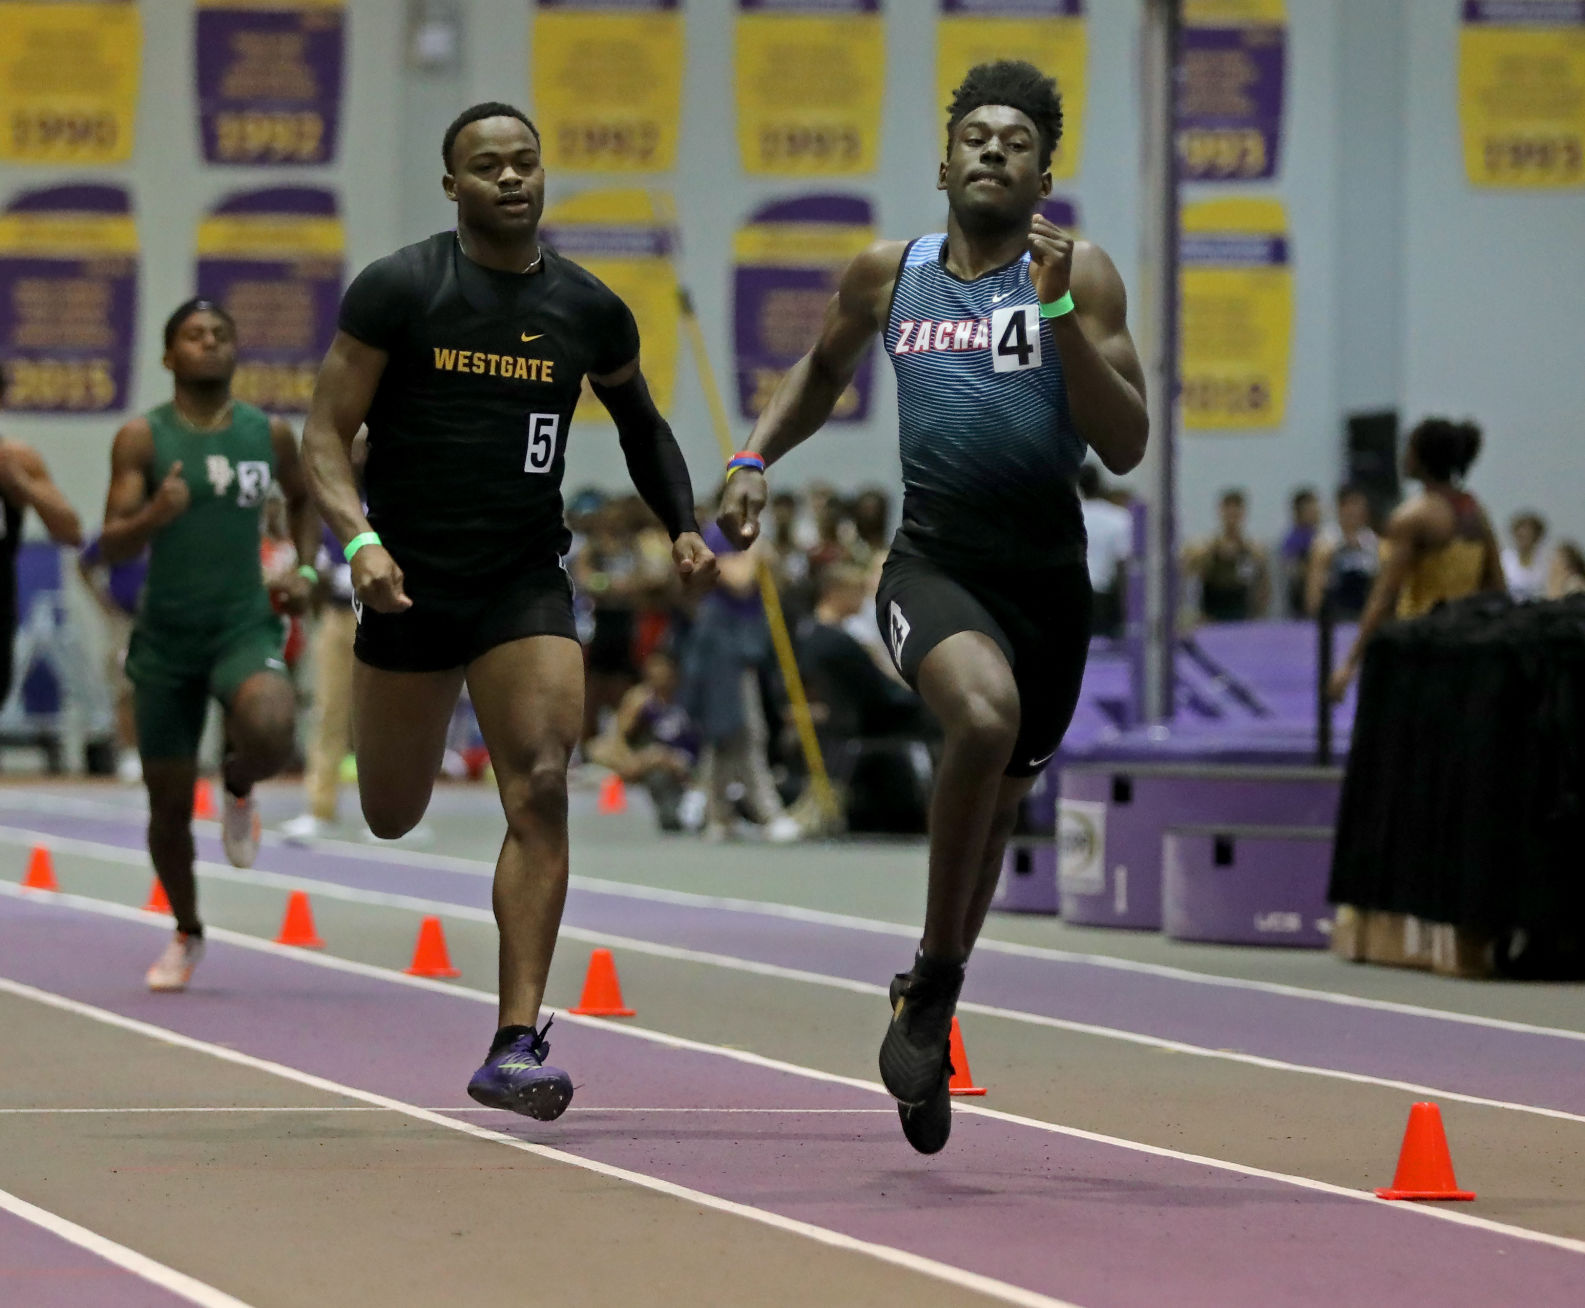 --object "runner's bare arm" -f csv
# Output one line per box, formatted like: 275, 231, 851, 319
0, 440, 83, 546
270, 416, 320, 570
99, 420, 185, 563
302, 331, 383, 547
1050, 237, 1149, 475
303, 331, 410, 613
718, 240, 904, 548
